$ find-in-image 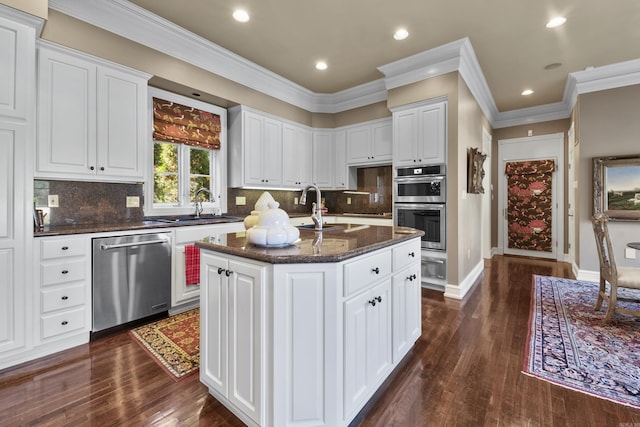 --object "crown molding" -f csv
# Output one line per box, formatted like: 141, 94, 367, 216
47, 0, 640, 126
0, 3, 45, 35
